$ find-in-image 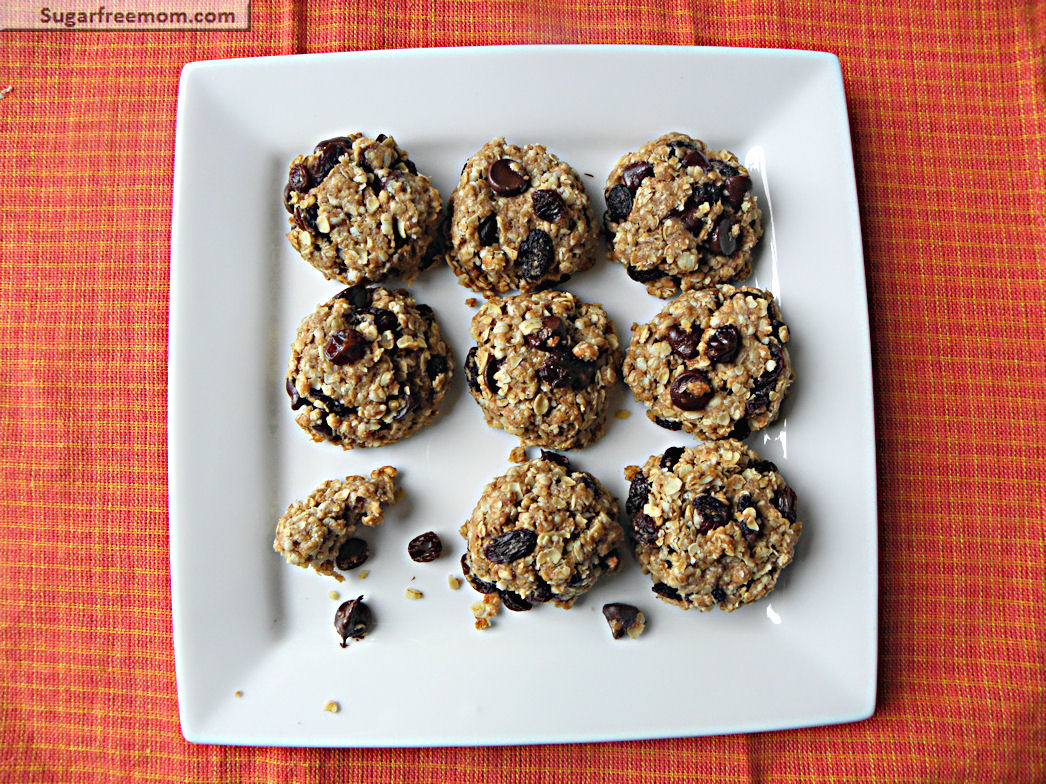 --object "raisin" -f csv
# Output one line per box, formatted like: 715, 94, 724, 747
483, 529, 537, 564
464, 347, 481, 393
693, 494, 730, 534
407, 531, 442, 563
626, 264, 664, 283
370, 308, 398, 334
519, 229, 555, 281
632, 513, 659, 546
293, 204, 320, 233
601, 548, 621, 572
724, 175, 751, 210
478, 213, 499, 246
539, 450, 570, 468
653, 416, 683, 431
711, 585, 728, 604
670, 370, 713, 411
499, 591, 533, 612
482, 355, 502, 393
335, 538, 369, 570
652, 582, 682, 601
325, 328, 367, 365
335, 285, 371, 308
334, 596, 373, 647
660, 446, 685, 469
427, 354, 447, 380
712, 160, 738, 179
288, 163, 311, 193
750, 459, 778, 474
532, 189, 566, 222
537, 354, 571, 389
625, 472, 650, 519
605, 184, 633, 222
729, 419, 752, 440
312, 137, 351, 182
773, 486, 798, 522
460, 553, 496, 594
576, 472, 599, 494
525, 315, 567, 351
285, 377, 305, 410
666, 325, 701, 360
526, 581, 554, 604
706, 325, 741, 363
